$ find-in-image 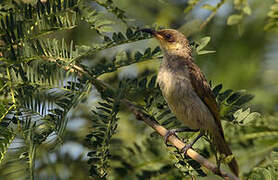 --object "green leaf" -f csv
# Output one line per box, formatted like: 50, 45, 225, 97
147, 75, 157, 88
134, 51, 143, 61
226, 91, 242, 104
104, 36, 112, 42
212, 84, 222, 97
144, 47, 151, 57
233, 109, 243, 119
161, 116, 176, 126
267, 11, 278, 18
96, 107, 112, 114
157, 109, 171, 120
0, 127, 14, 163
201, 4, 215, 11
241, 112, 260, 125
98, 26, 114, 33
126, 28, 133, 39
262, 169, 272, 180
271, 4, 278, 12
232, 0, 238, 6
151, 46, 161, 55
112, 32, 119, 42
218, 89, 233, 102
98, 102, 113, 109
197, 50, 216, 55
243, 5, 252, 15
117, 32, 126, 41
235, 108, 250, 122
233, 94, 254, 106
264, 22, 277, 31
95, 20, 114, 27
139, 77, 147, 88
196, 36, 211, 52
224, 155, 234, 164
227, 14, 242, 25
